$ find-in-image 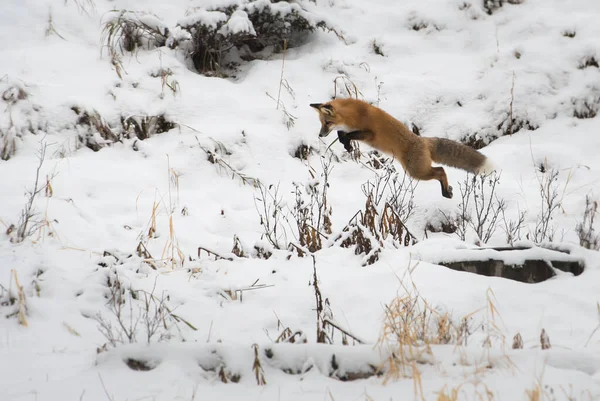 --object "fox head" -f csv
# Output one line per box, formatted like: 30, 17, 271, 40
310, 102, 340, 137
